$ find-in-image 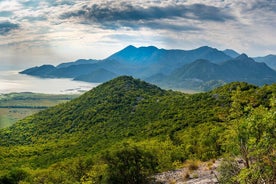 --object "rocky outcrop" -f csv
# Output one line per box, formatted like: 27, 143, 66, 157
153, 160, 221, 184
